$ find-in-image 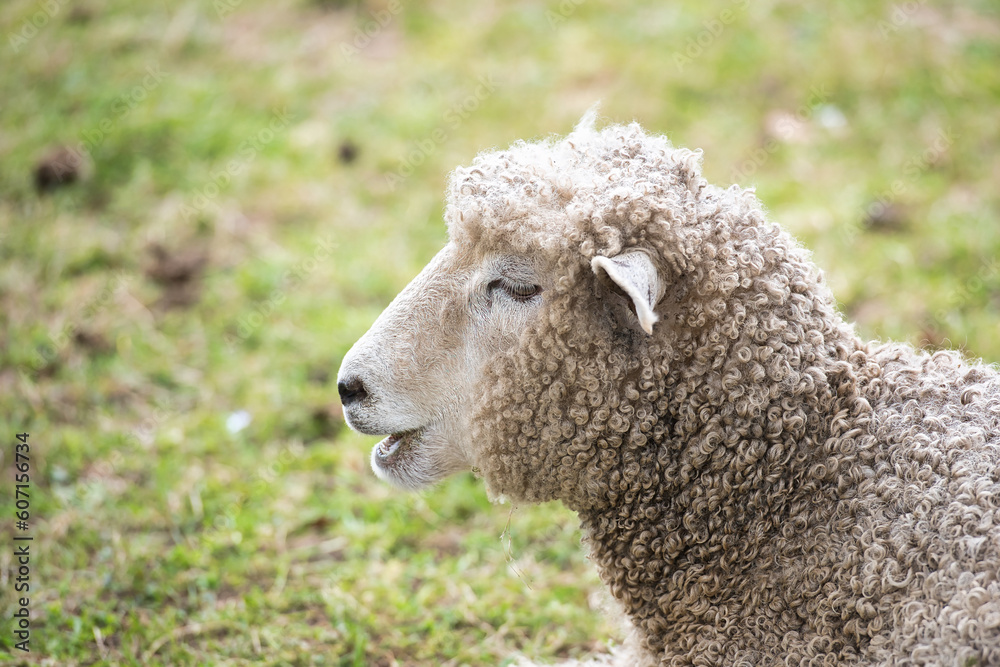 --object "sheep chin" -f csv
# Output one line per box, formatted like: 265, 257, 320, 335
369, 427, 442, 491
374, 430, 415, 462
